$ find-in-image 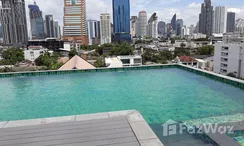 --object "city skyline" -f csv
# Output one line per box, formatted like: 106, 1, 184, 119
23, 0, 244, 33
